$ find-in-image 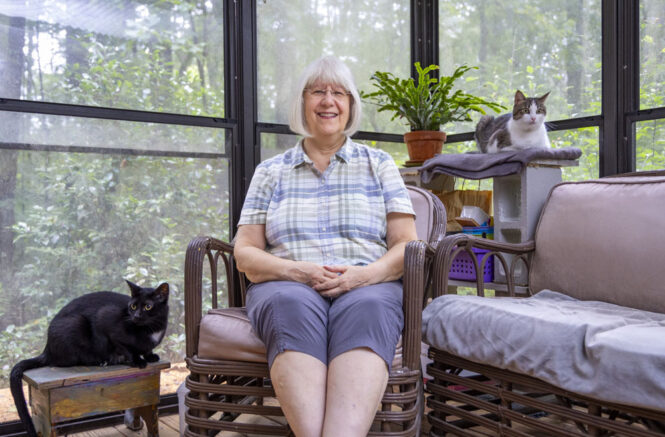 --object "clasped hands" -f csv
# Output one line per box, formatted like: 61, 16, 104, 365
291, 261, 373, 299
